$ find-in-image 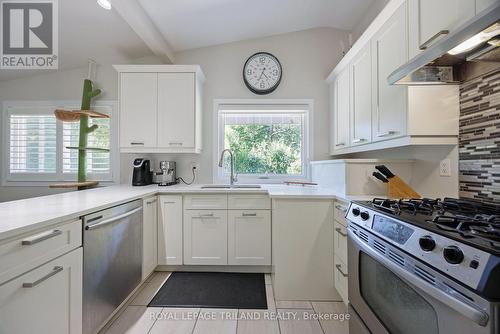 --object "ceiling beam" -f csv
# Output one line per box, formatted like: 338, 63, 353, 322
112, 0, 175, 63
